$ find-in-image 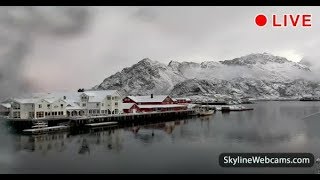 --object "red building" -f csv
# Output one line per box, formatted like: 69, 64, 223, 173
122, 103, 141, 113
173, 98, 192, 104
123, 94, 187, 113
